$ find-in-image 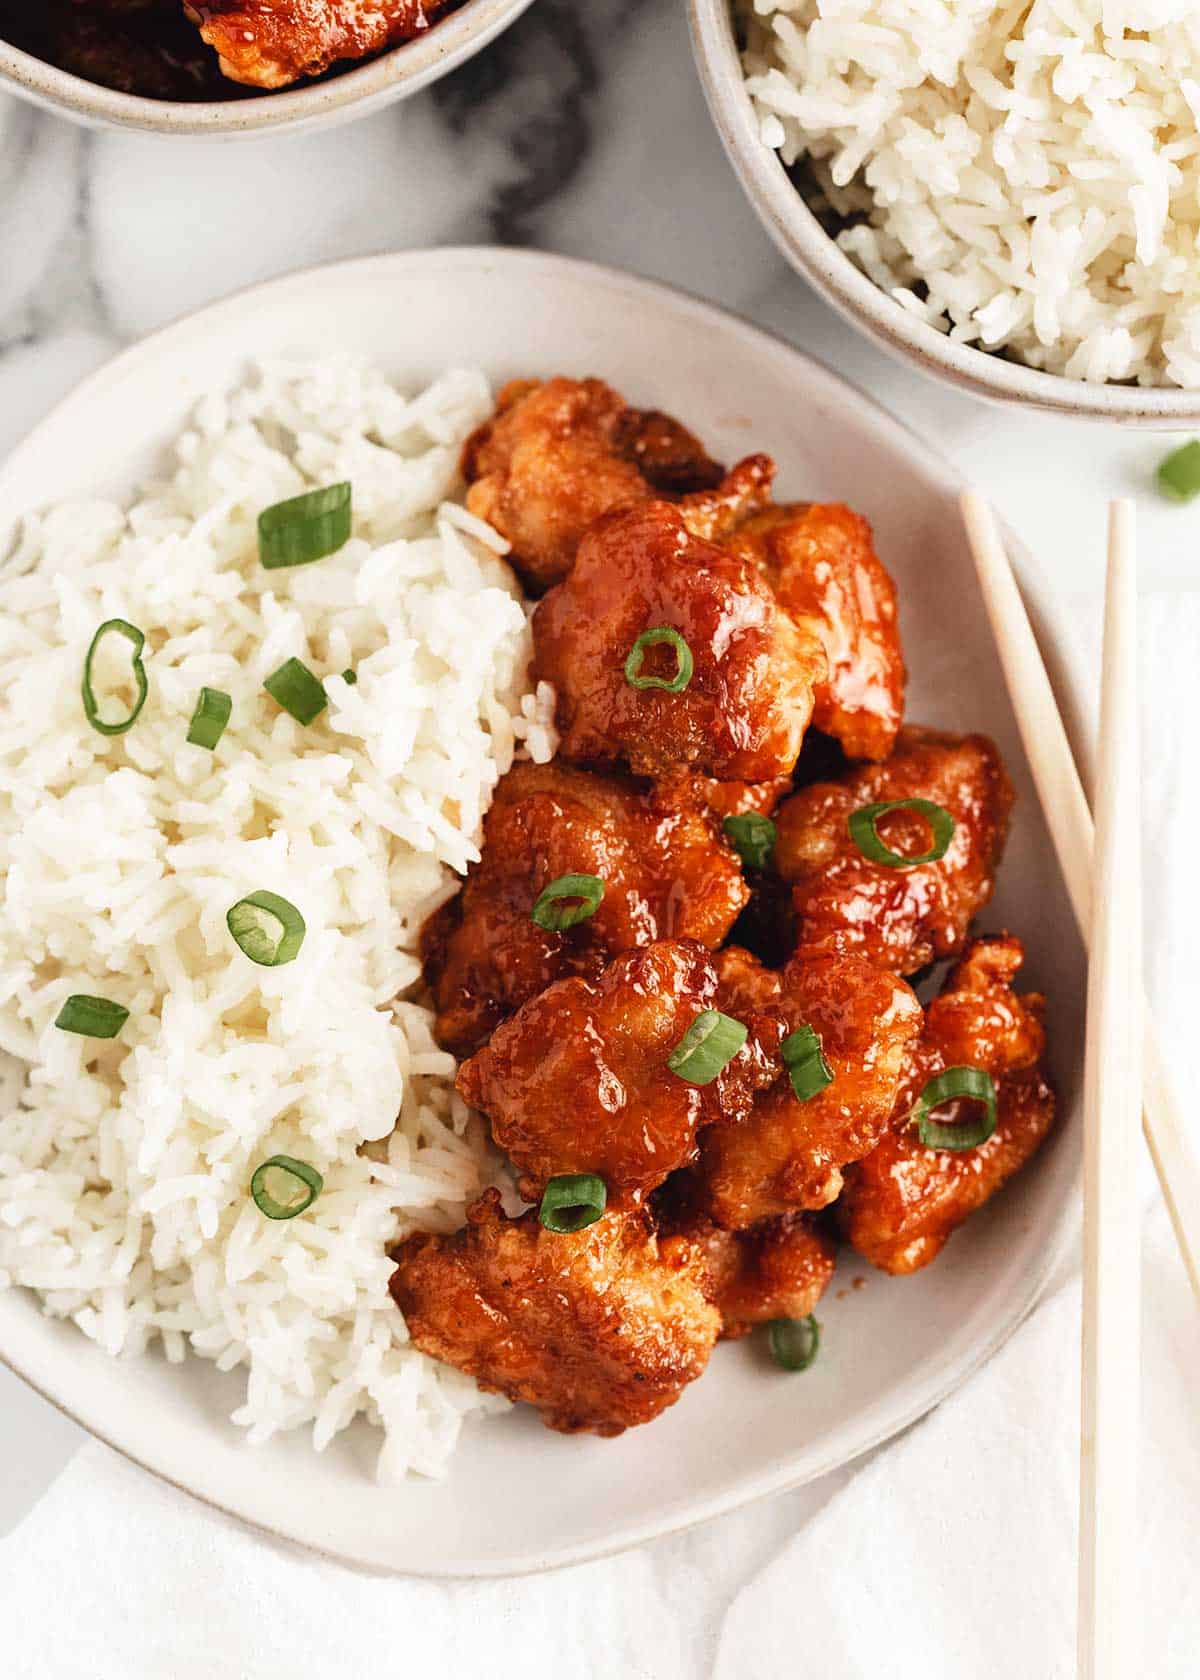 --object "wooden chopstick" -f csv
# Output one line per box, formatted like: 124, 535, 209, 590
961, 489, 1200, 1309
1077, 500, 1142, 1680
